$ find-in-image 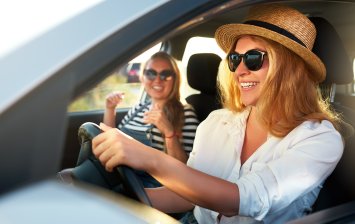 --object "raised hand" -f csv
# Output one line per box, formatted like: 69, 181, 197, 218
143, 103, 174, 137
105, 91, 125, 109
